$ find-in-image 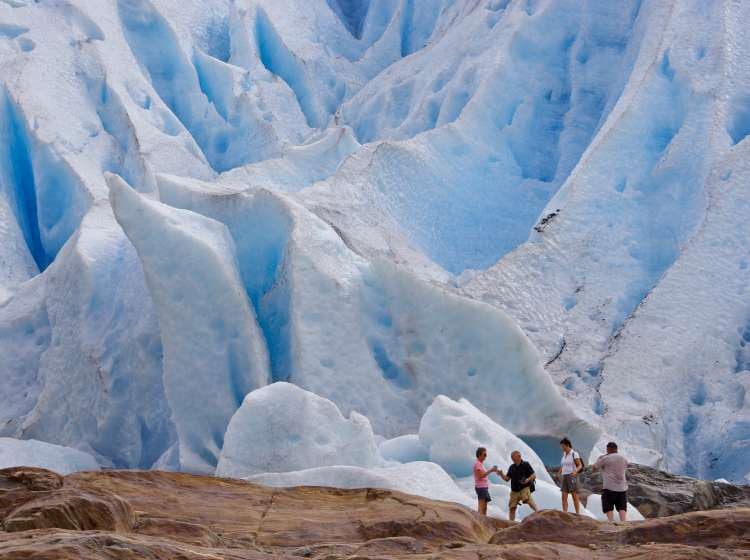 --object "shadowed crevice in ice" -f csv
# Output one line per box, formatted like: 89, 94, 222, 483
255, 8, 319, 129
0, 90, 89, 273
728, 95, 750, 146
116, 0, 219, 166
117, 0, 271, 172
399, 0, 442, 59
82, 75, 151, 191
232, 194, 294, 385
327, 0, 371, 40
110, 175, 270, 473
0, 90, 45, 271
157, 176, 294, 386
195, 13, 231, 63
